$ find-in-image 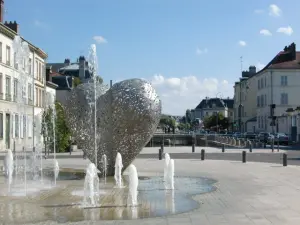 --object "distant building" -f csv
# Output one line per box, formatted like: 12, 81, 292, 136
194, 97, 234, 121
47, 56, 93, 82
